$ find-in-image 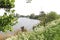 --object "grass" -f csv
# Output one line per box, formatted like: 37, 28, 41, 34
5, 19, 60, 40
